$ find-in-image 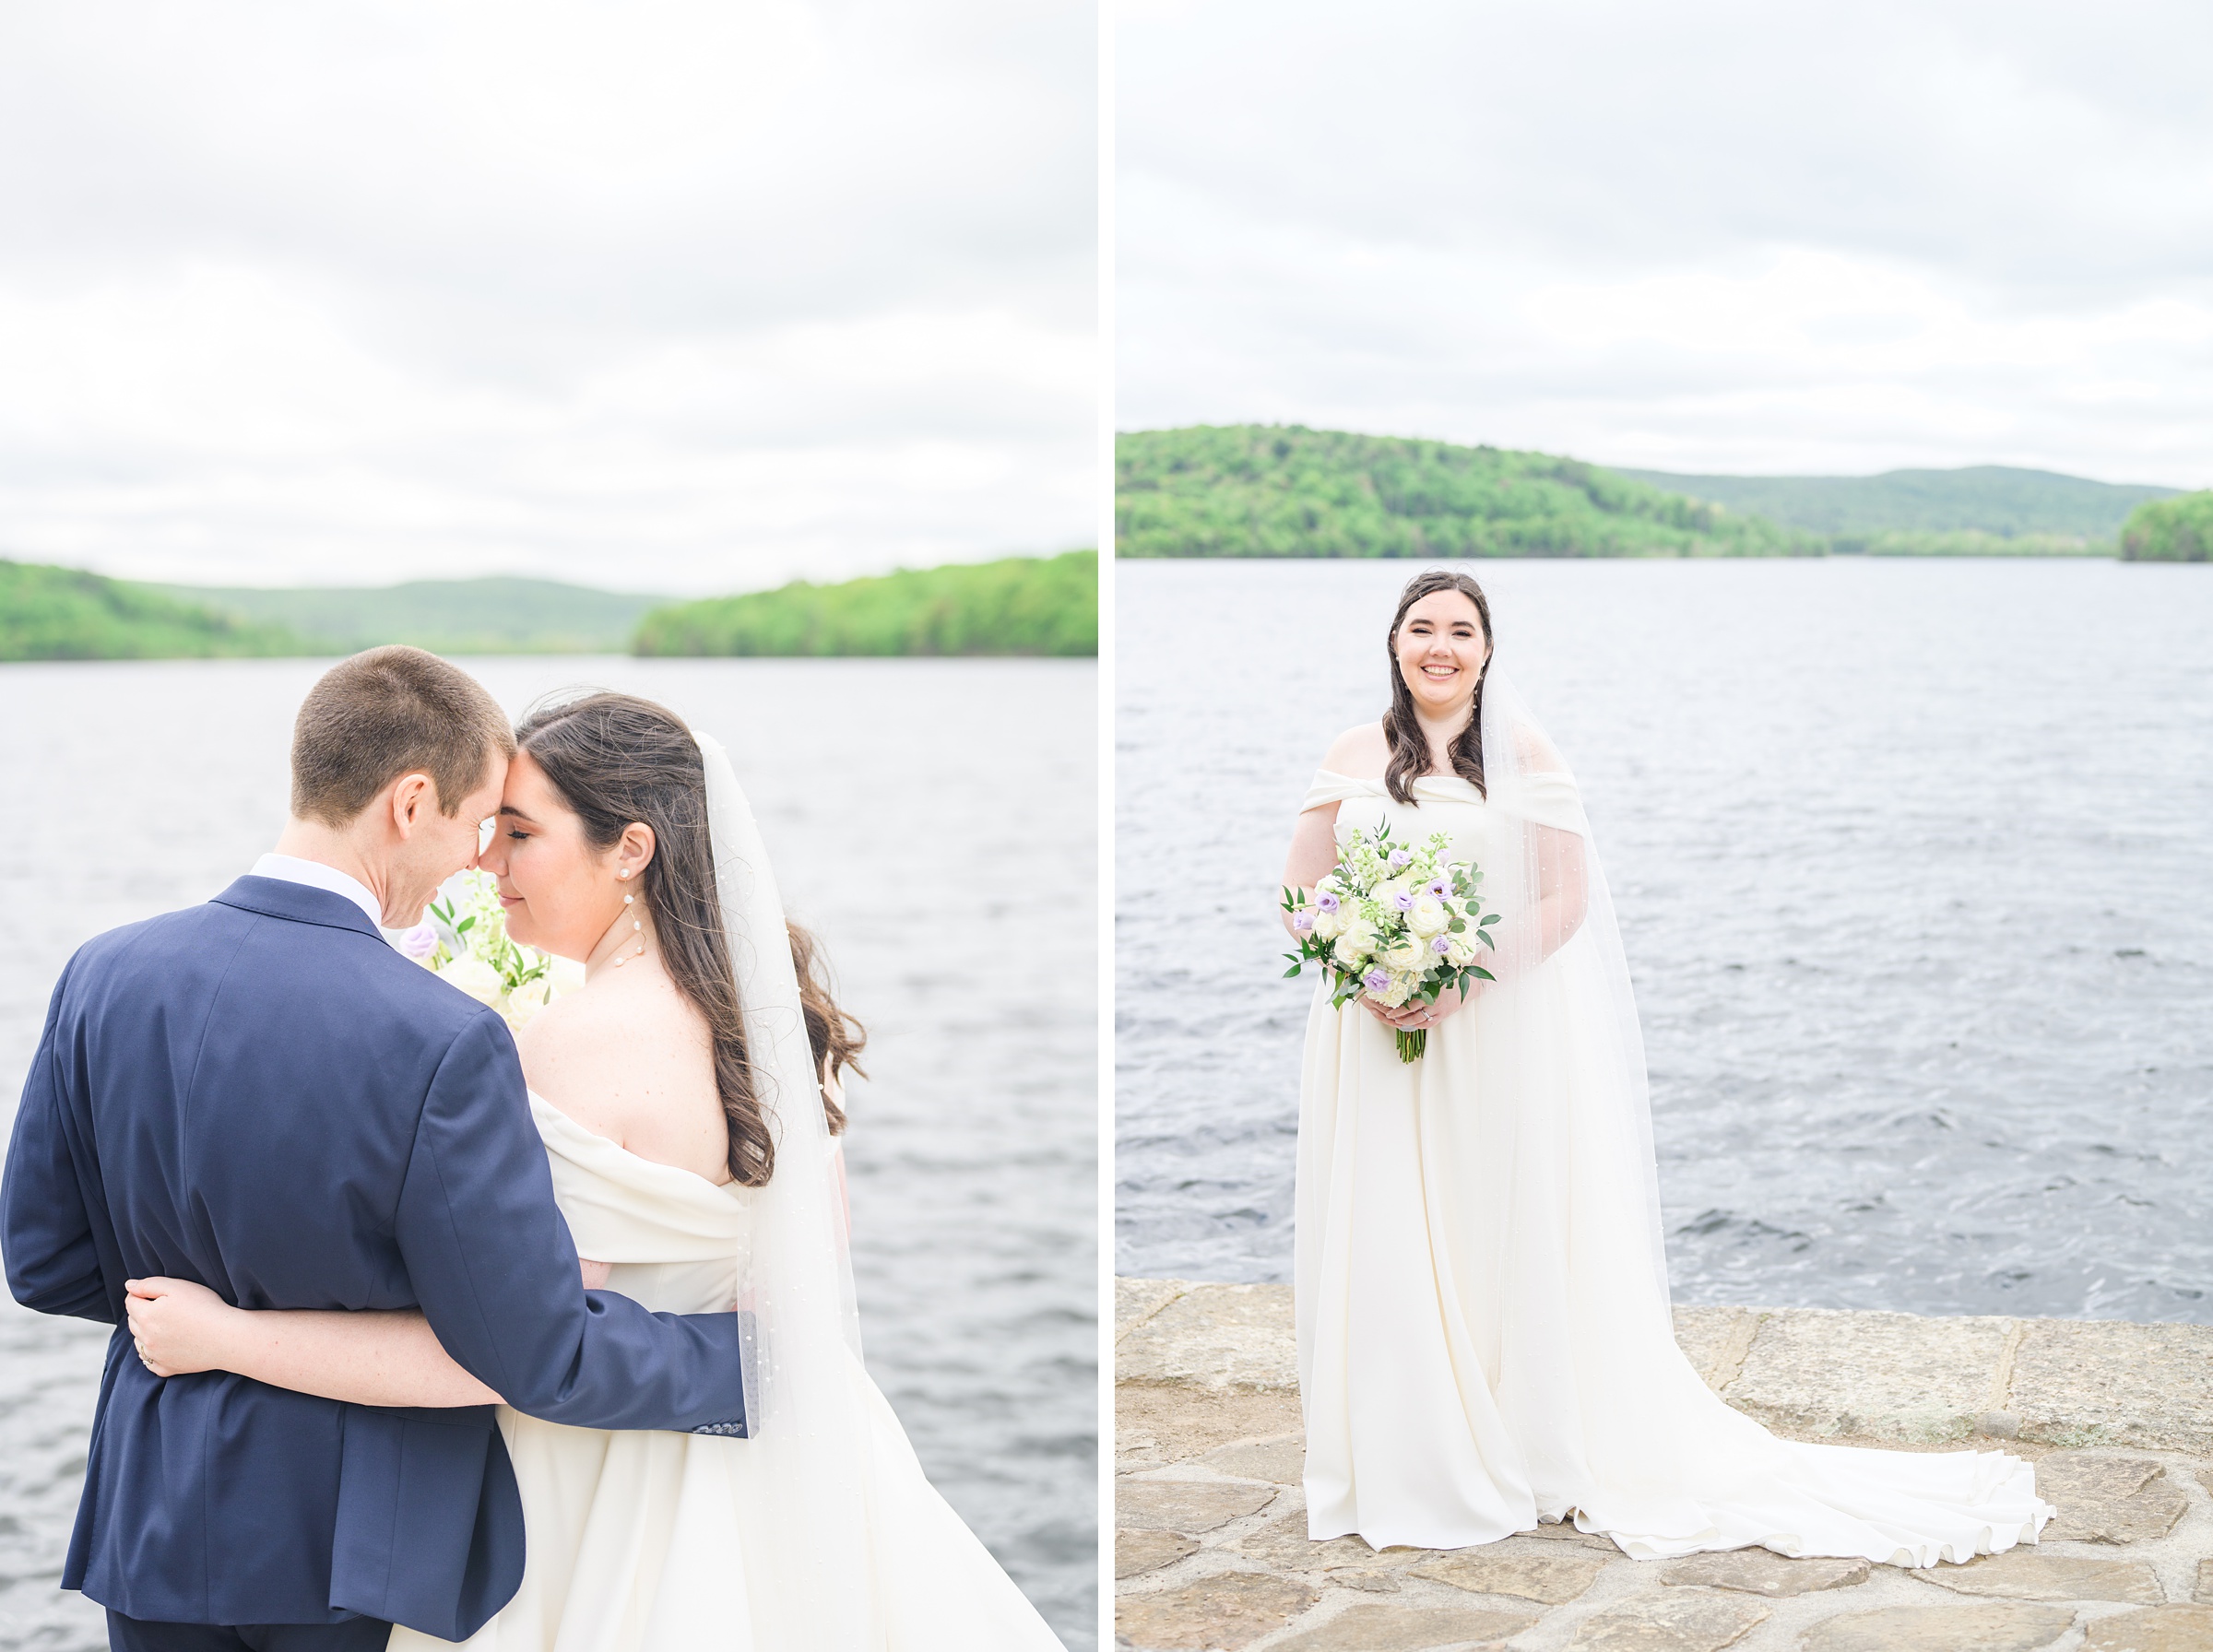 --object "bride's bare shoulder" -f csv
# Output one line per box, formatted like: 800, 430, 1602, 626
515, 977, 615, 1074
1320, 722, 1389, 779
514, 985, 627, 1123
516, 976, 720, 1172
